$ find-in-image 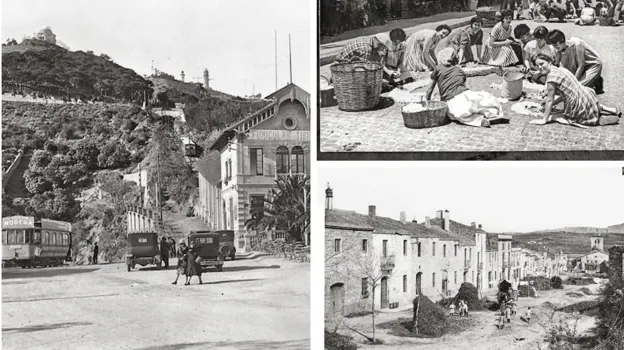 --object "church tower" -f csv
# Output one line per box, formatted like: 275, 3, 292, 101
325, 183, 333, 210
203, 69, 210, 89
590, 235, 604, 252
180, 71, 185, 82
